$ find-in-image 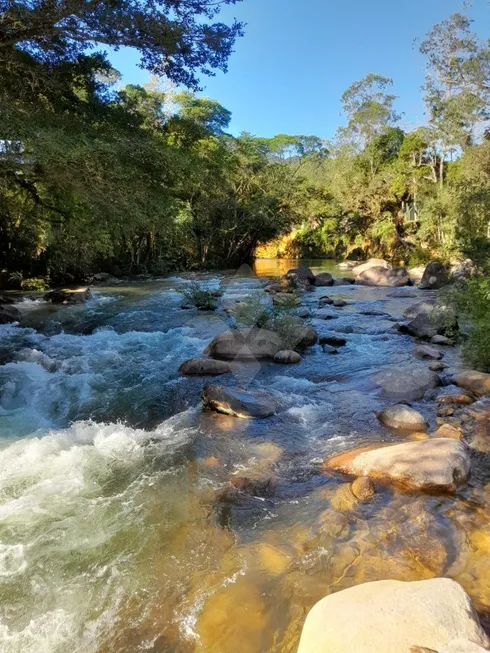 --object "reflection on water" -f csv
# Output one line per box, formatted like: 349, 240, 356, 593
0, 266, 489, 652
253, 258, 344, 278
